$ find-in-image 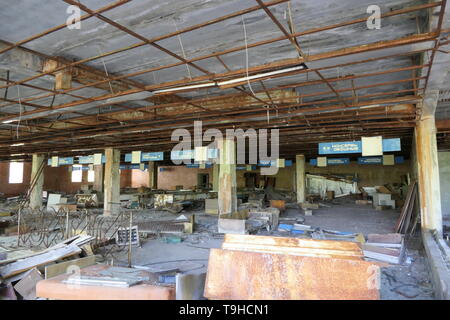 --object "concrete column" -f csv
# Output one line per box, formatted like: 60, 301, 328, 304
103, 148, 120, 216
148, 161, 158, 189
296, 154, 305, 203
218, 138, 237, 215
212, 164, 219, 191
93, 164, 103, 192
30, 153, 44, 210
415, 93, 442, 234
